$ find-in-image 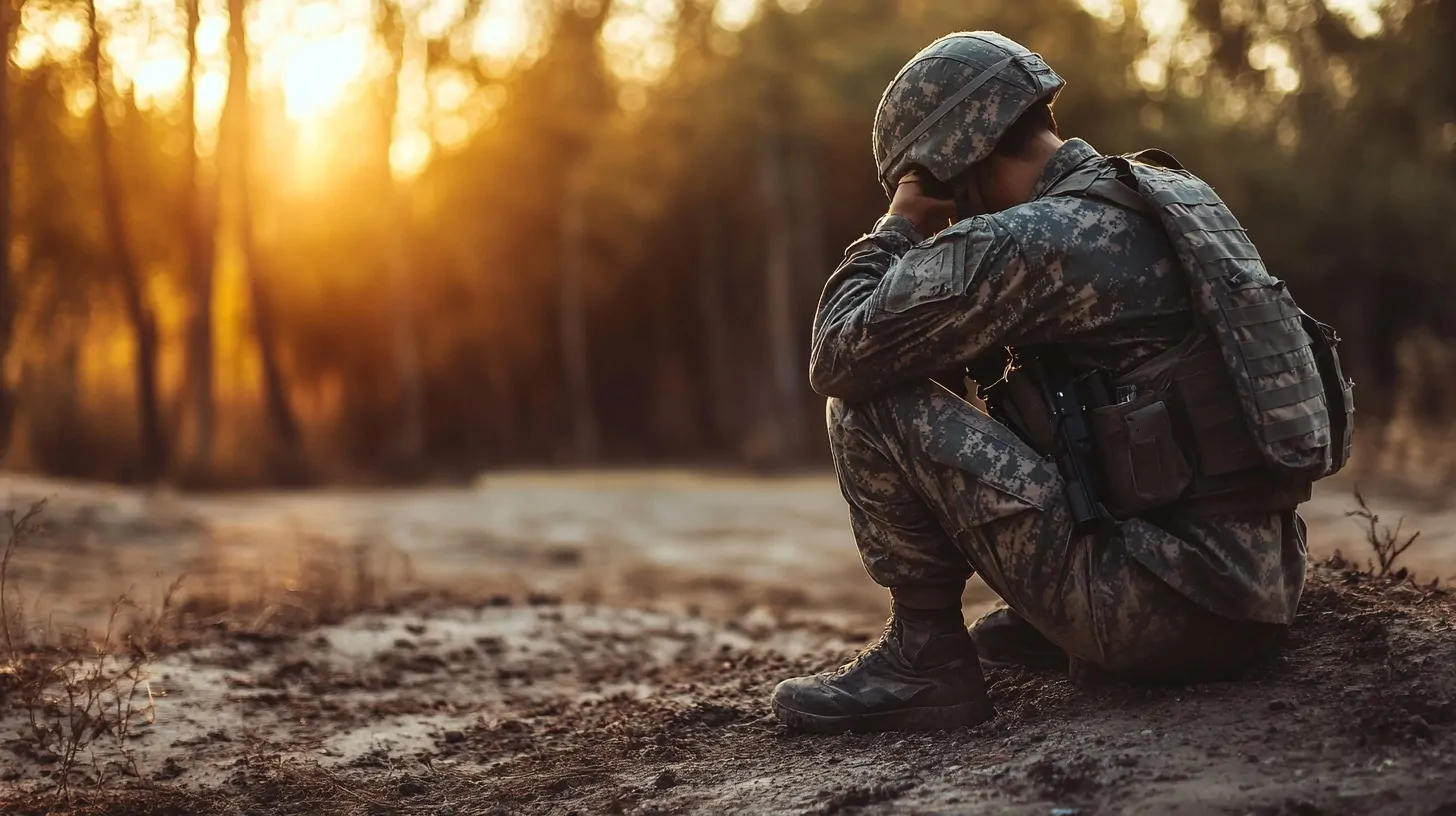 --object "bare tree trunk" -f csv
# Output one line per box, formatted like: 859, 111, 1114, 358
225, 0, 302, 472
695, 205, 734, 450
559, 164, 598, 462
384, 205, 425, 467
787, 140, 825, 319
182, 0, 217, 476
374, 0, 425, 470
86, 0, 167, 479
756, 129, 804, 465
0, 0, 16, 457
